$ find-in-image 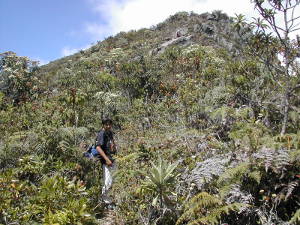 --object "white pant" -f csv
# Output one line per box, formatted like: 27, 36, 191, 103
101, 163, 116, 203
